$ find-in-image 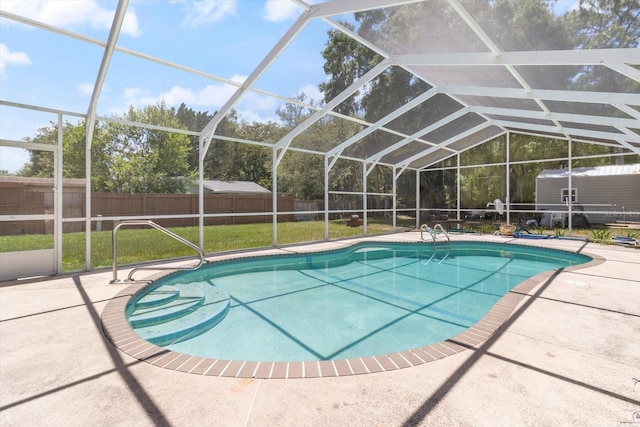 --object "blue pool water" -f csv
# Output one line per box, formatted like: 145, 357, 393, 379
126, 241, 590, 362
